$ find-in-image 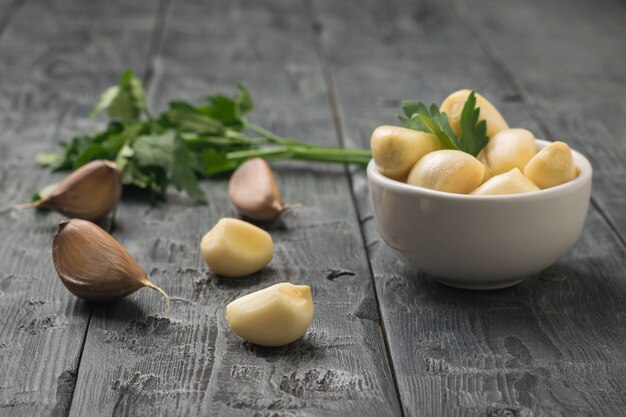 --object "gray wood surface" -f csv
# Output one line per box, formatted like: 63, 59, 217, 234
0, 0, 624, 416
454, 0, 626, 245
0, 165, 88, 416
0, 0, 160, 415
309, 0, 626, 415
68, 0, 401, 416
